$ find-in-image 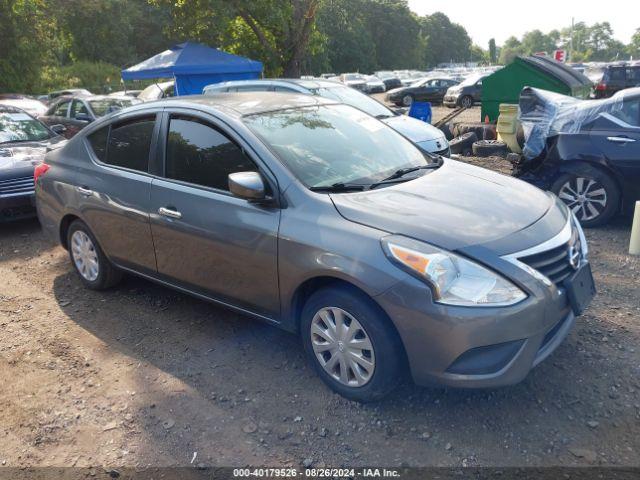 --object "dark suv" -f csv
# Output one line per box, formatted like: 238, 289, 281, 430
587, 64, 640, 98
